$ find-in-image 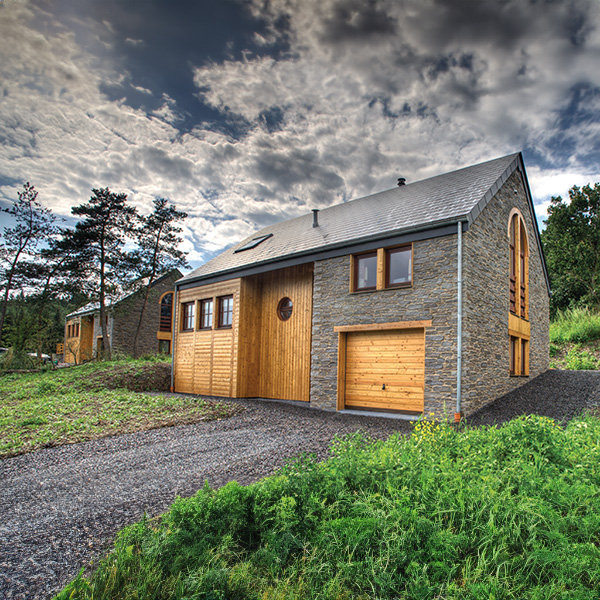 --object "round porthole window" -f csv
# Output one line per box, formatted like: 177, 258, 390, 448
277, 297, 293, 321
